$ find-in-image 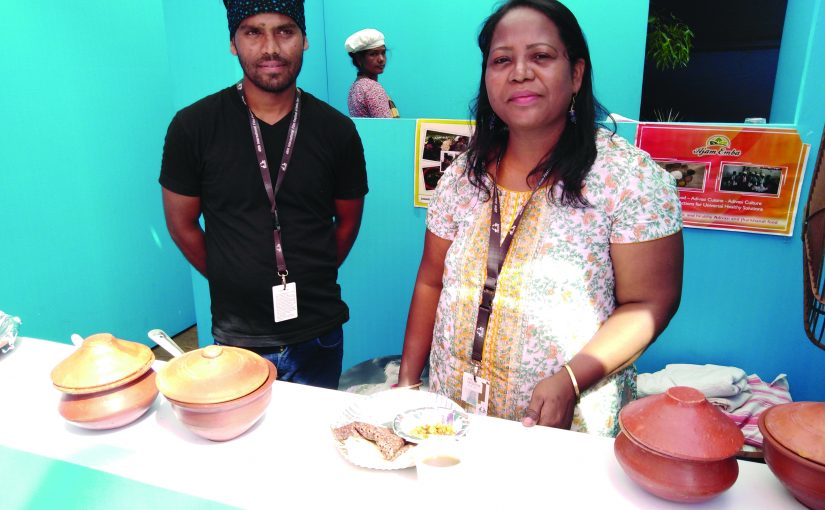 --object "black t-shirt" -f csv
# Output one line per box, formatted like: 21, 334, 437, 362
160, 87, 368, 347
